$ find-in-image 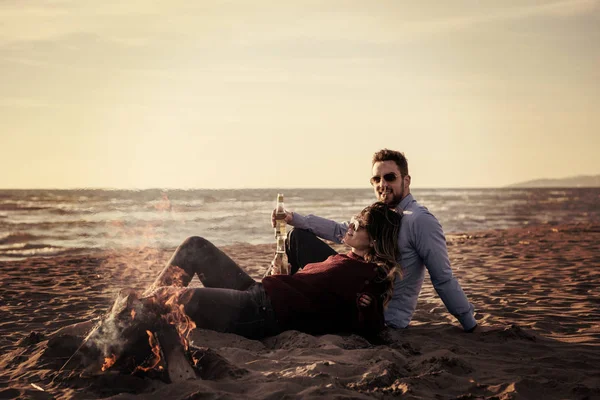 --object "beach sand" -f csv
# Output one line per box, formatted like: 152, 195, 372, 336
1, 223, 599, 399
